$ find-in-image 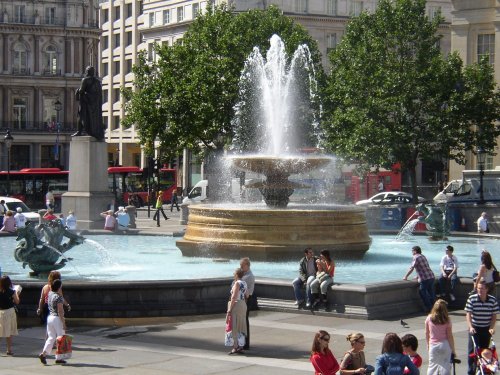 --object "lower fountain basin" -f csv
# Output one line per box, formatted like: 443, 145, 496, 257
176, 203, 371, 260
